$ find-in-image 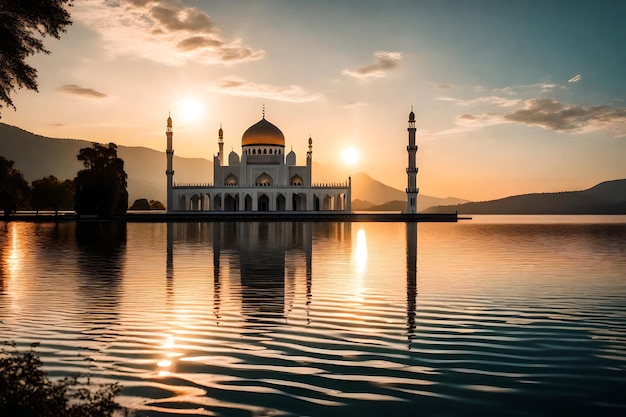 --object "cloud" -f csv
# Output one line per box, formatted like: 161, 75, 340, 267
57, 84, 107, 98
568, 74, 582, 83
504, 99, 626, 134
437, 95, 521, 108
455, 99, 626, 136
437, 84, 454, 89
344, 101, 367, 108
493, 82, 557, 95
214, 77, 325, 103
73, 0, 264, 65
342, 51, 402, 80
